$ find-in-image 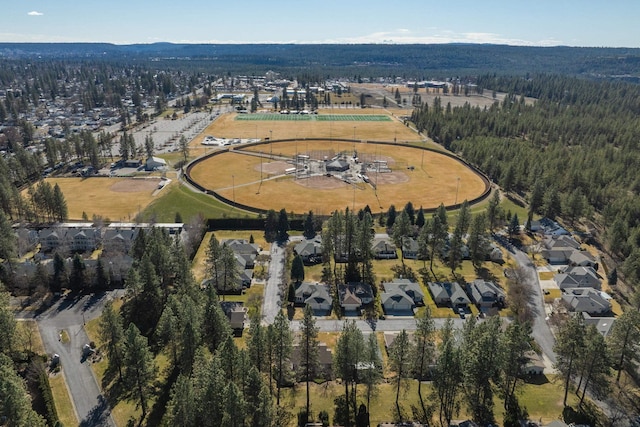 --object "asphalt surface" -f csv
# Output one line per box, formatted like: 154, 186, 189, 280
262, 242, 286, 325
23, 292, 119, 427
